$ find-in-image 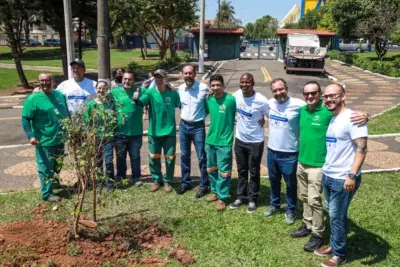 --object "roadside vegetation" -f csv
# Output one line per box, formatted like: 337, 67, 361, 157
1, 172, 399, 266
0, 69, 63, 91
368, 104, 400, 135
